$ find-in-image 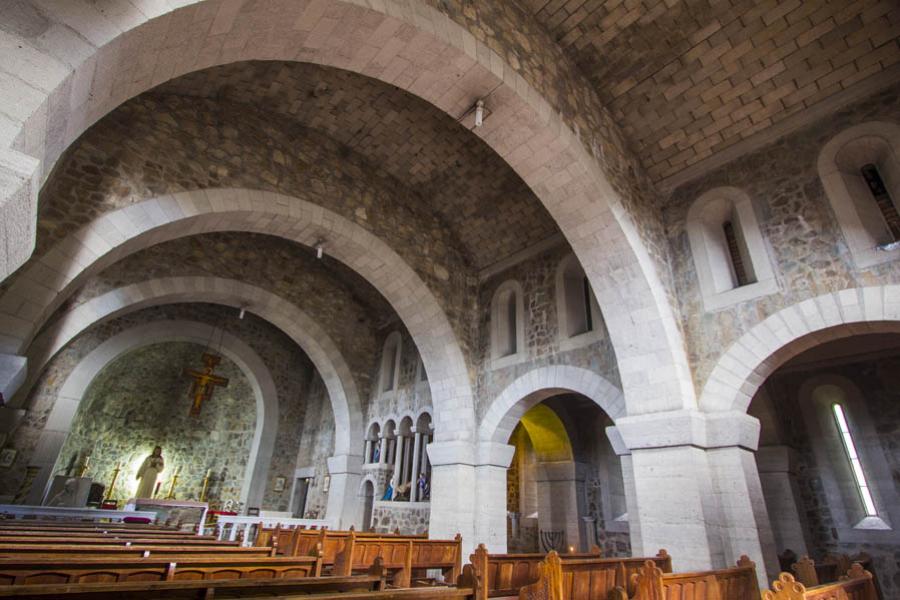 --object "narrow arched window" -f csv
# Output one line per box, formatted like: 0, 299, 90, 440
380, 332, 402, 393
490, 281, 525, 366
687, 187, 777, 311
555, 254, 600, 341
832, 403, 877, 517
819, 122, 900, 268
